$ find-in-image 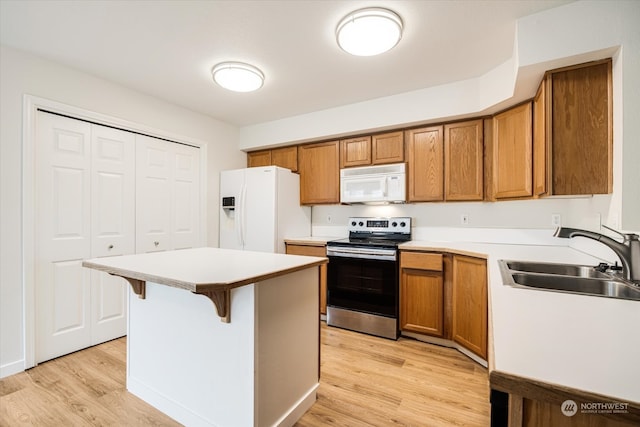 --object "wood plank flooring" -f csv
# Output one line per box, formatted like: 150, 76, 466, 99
0, 323, 490, 426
